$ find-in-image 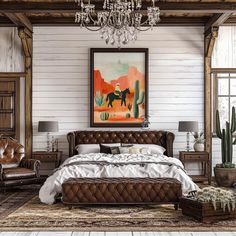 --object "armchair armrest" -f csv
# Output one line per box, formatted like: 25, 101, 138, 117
19, 158, 41, 177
